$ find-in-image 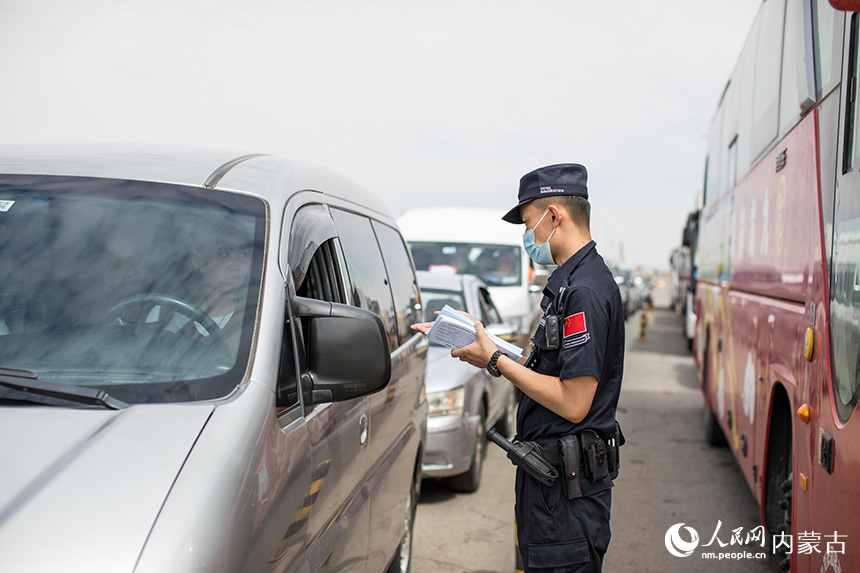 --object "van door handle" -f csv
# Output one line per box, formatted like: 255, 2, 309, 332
359, 413, 368, 445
